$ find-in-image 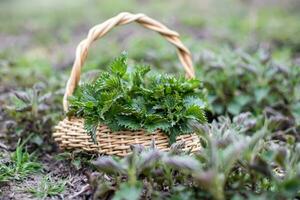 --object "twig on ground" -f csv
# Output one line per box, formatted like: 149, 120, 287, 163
69, 184, 91, 199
